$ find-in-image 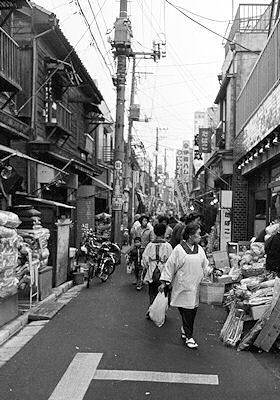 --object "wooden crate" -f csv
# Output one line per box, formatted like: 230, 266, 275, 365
250, 304, 270, 320
200, 282, 225, 305
254, 278, 280, 352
